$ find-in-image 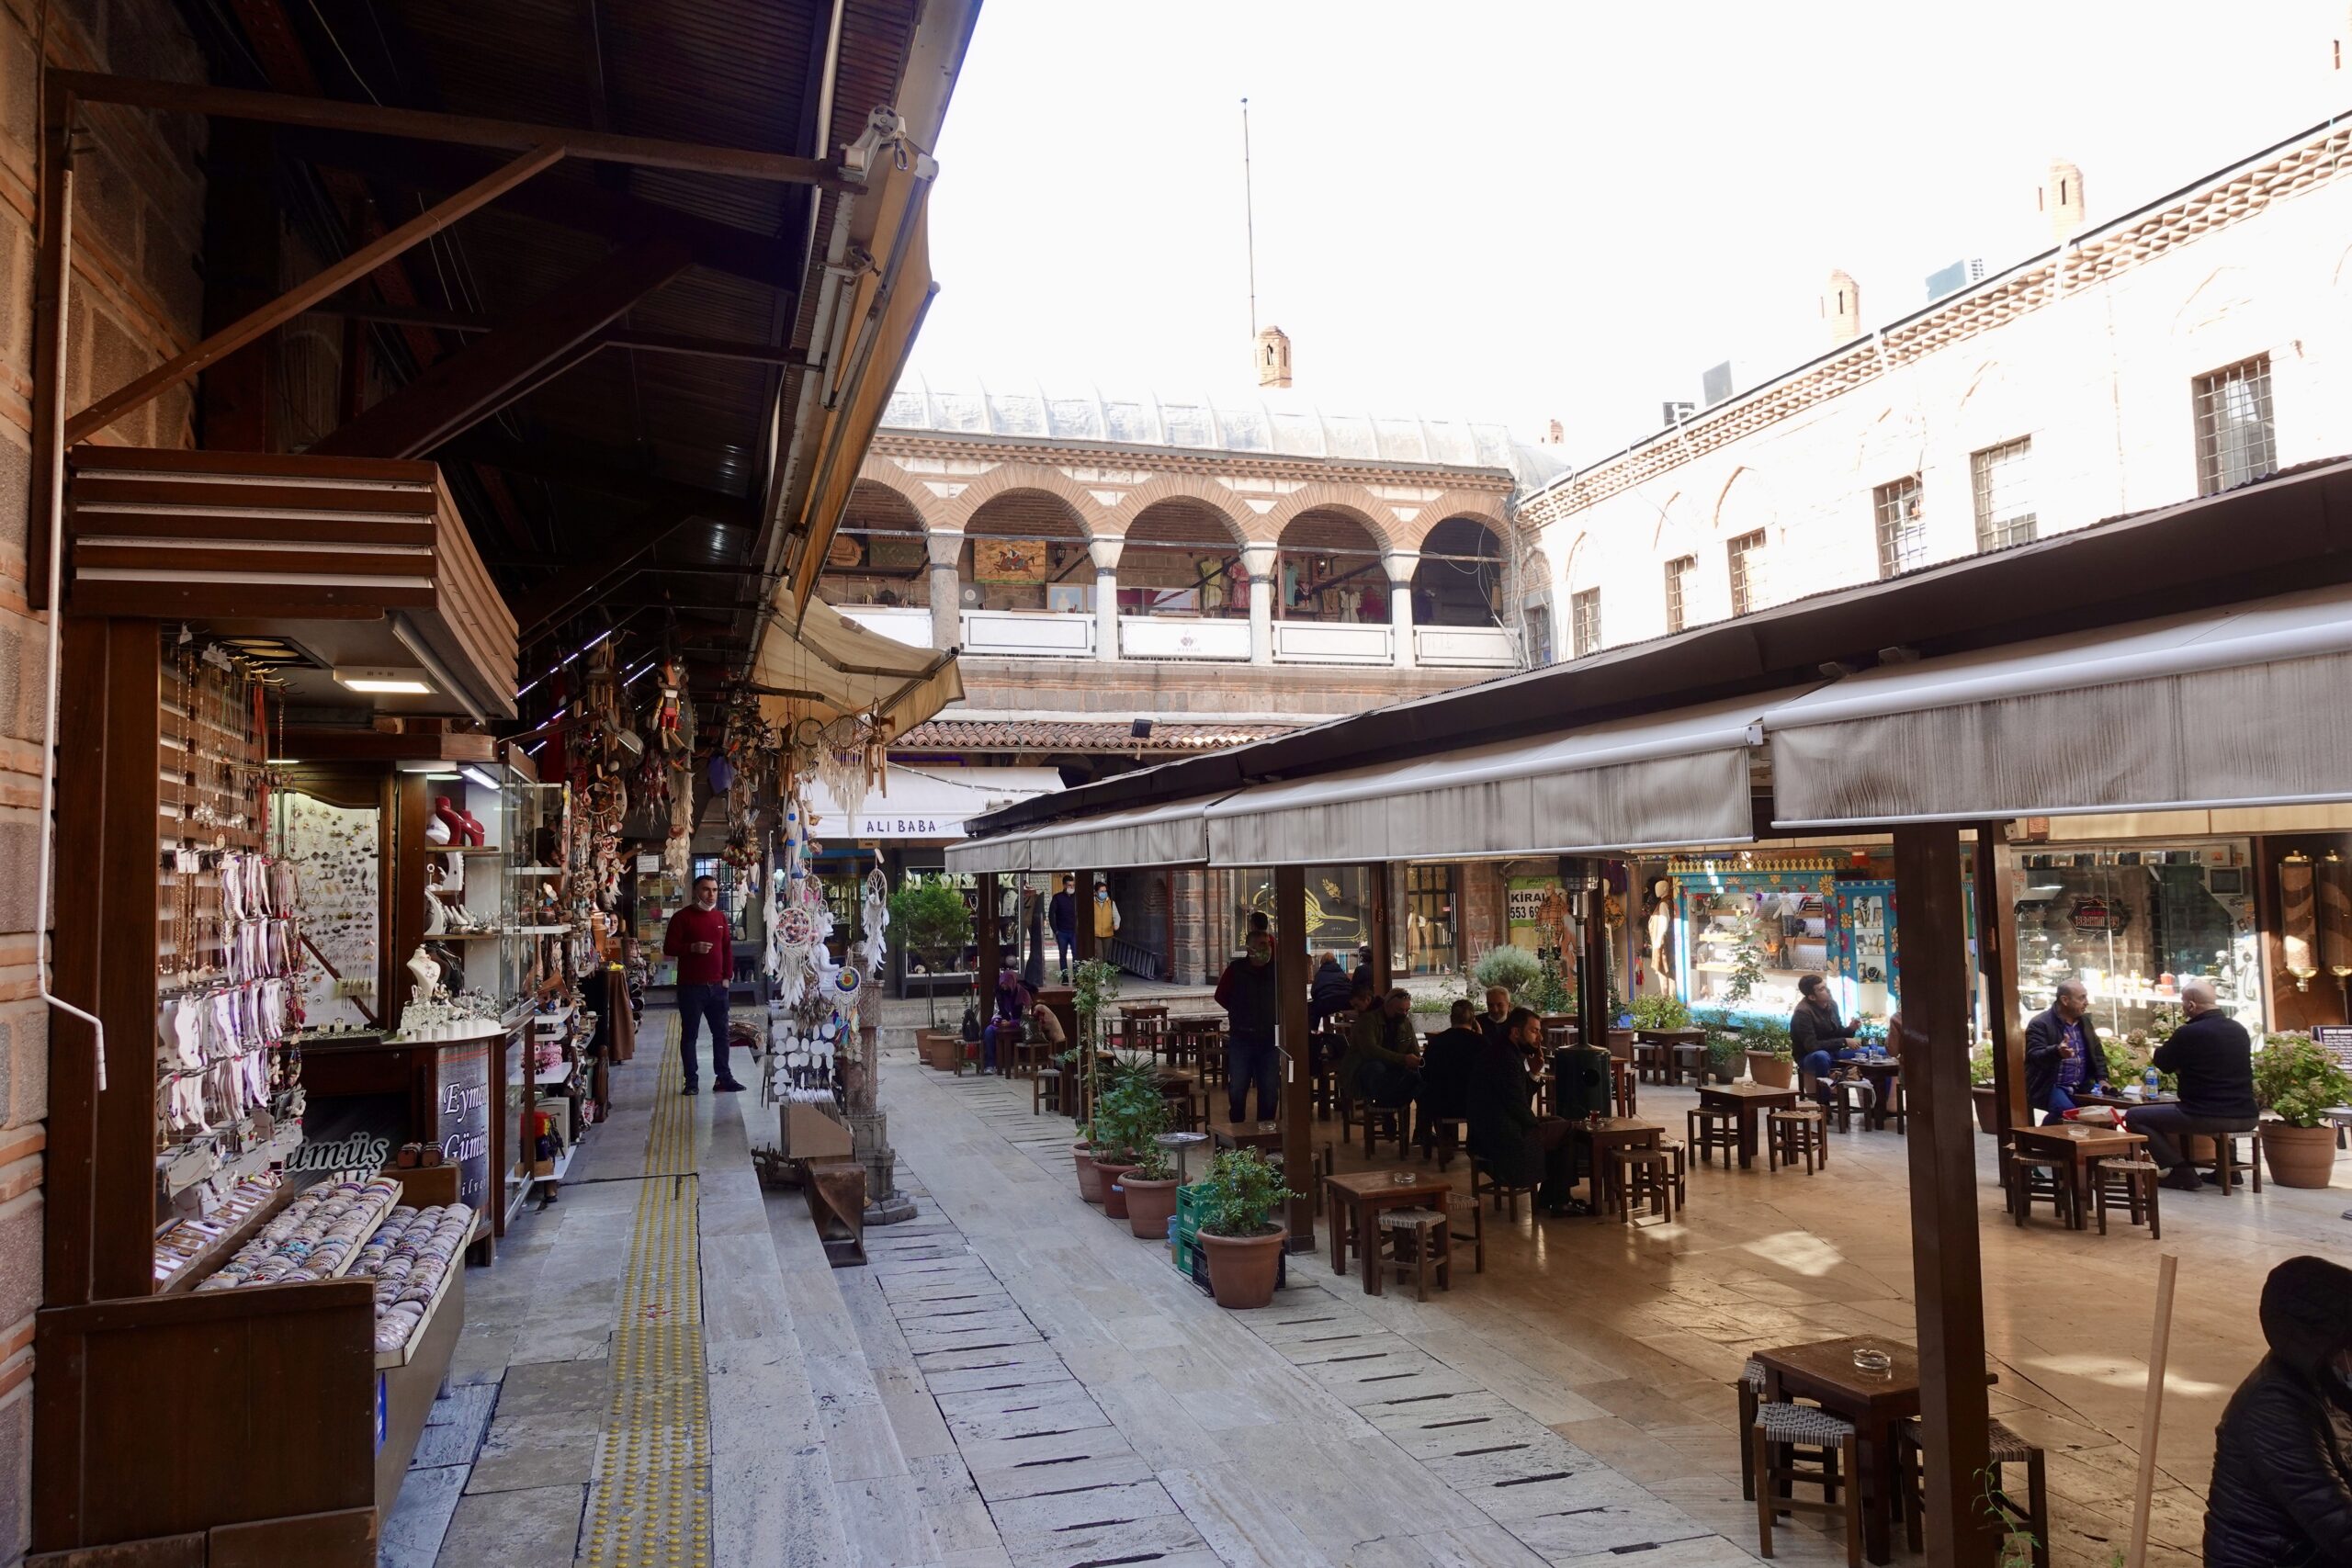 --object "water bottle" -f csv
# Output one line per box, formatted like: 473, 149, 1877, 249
2143, 1066, 2161, 1098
